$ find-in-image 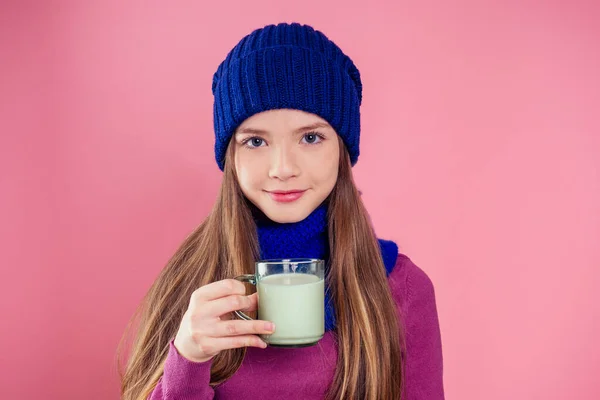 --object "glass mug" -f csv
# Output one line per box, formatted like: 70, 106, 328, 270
234, 258, 325, 347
